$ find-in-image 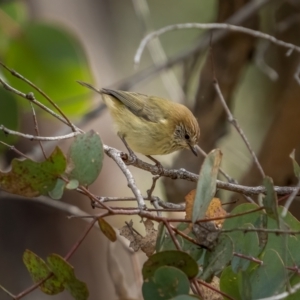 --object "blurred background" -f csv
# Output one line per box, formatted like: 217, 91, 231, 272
0, 0, 300, 299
